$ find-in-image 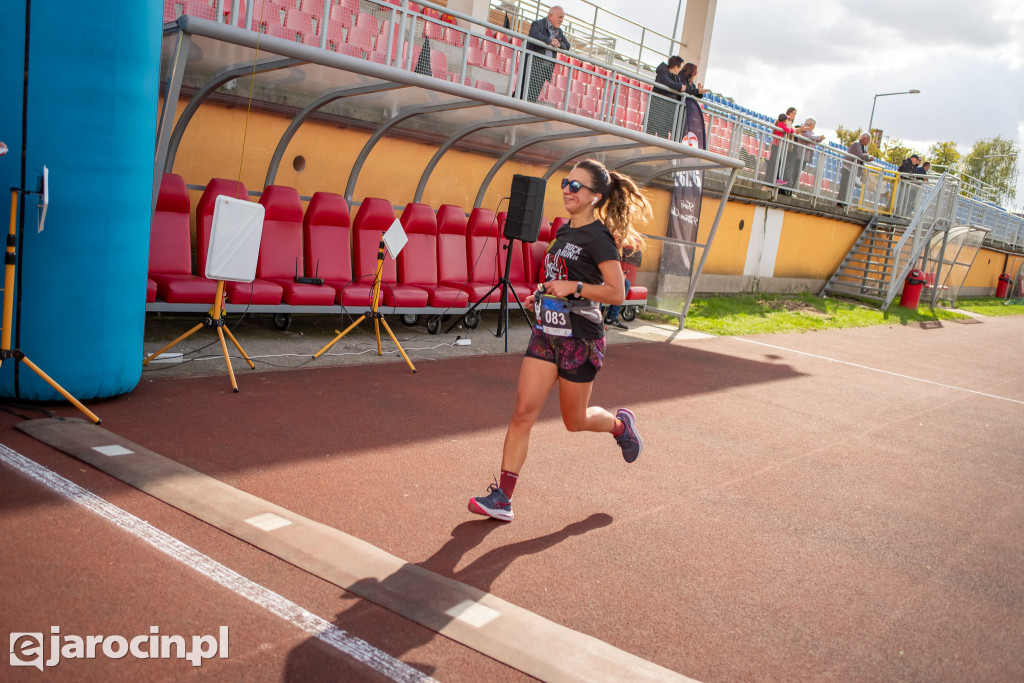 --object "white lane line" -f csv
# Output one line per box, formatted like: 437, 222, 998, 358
0, 444, 436, 683
733, 337, 1024, 405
